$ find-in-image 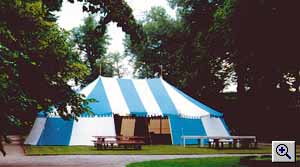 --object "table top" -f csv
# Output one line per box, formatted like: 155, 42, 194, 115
181, 136, 256, 139
93, 136, 144, 139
